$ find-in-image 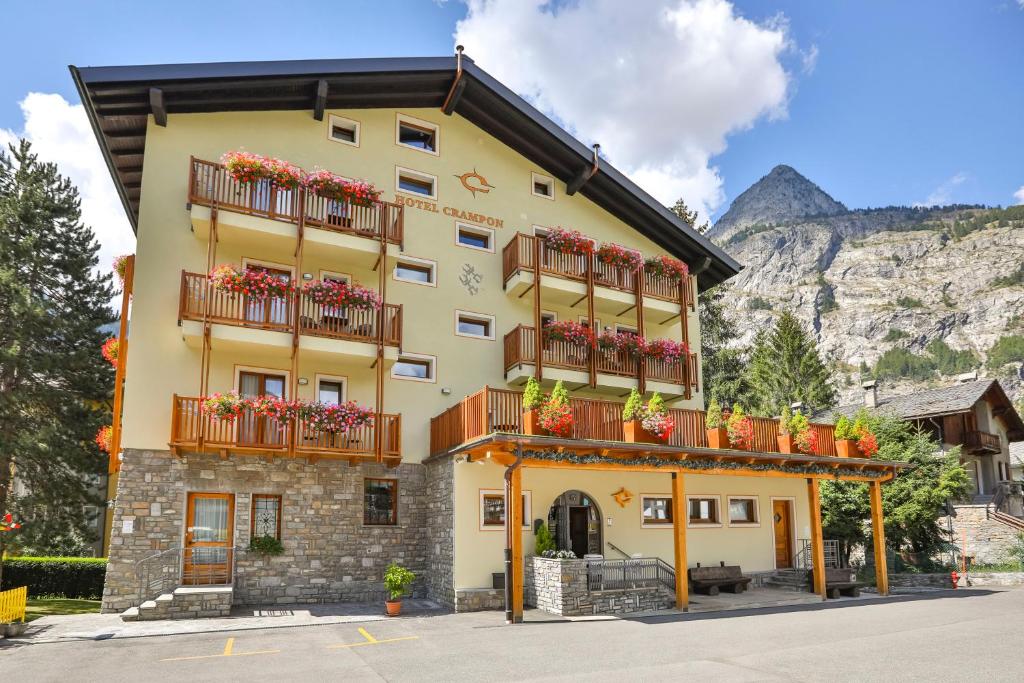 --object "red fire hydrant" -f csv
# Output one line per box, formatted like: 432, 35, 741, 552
950, 570, 959, 589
